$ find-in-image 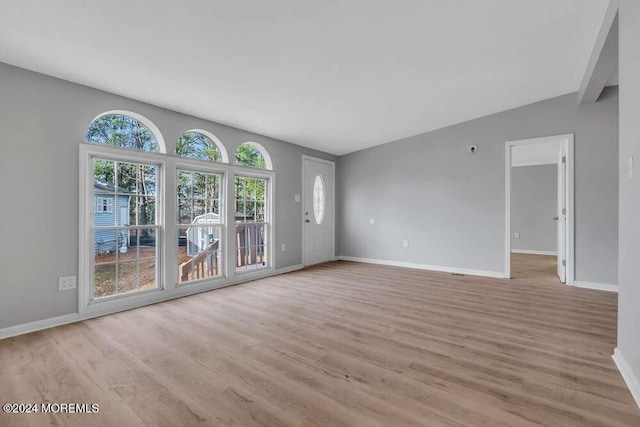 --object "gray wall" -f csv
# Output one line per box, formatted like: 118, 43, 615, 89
511, 164, 557, 253
617, 0, 640, 397
0, 62, 335, 330
338, 87, 618, 282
